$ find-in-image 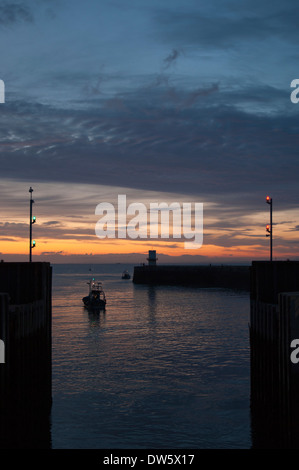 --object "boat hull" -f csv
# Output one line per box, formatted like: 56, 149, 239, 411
82, 295, 106, 309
